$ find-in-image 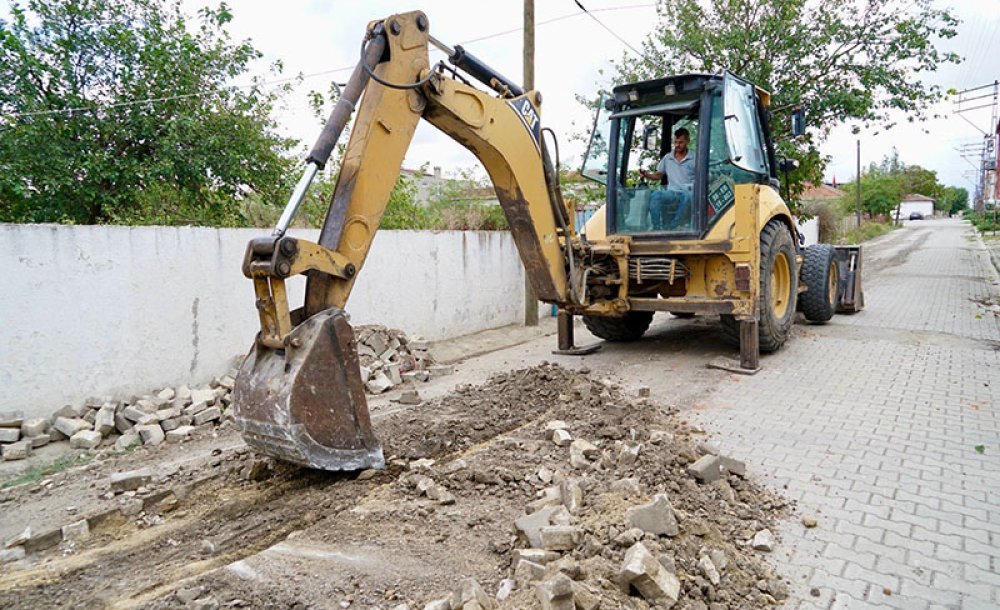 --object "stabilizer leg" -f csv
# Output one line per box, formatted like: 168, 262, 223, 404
552, 310, 602, 356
